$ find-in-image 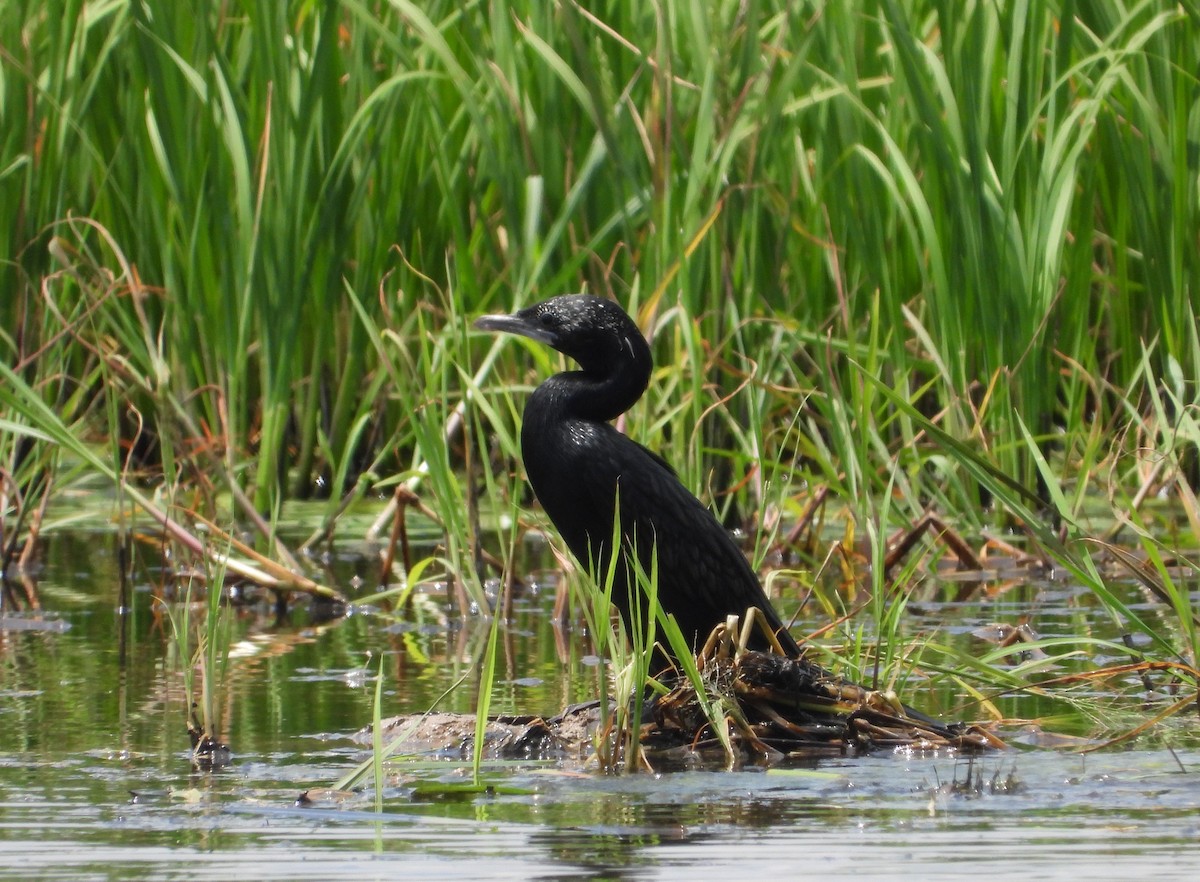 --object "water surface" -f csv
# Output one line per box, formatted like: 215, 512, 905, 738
2, 530, 1198, 879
